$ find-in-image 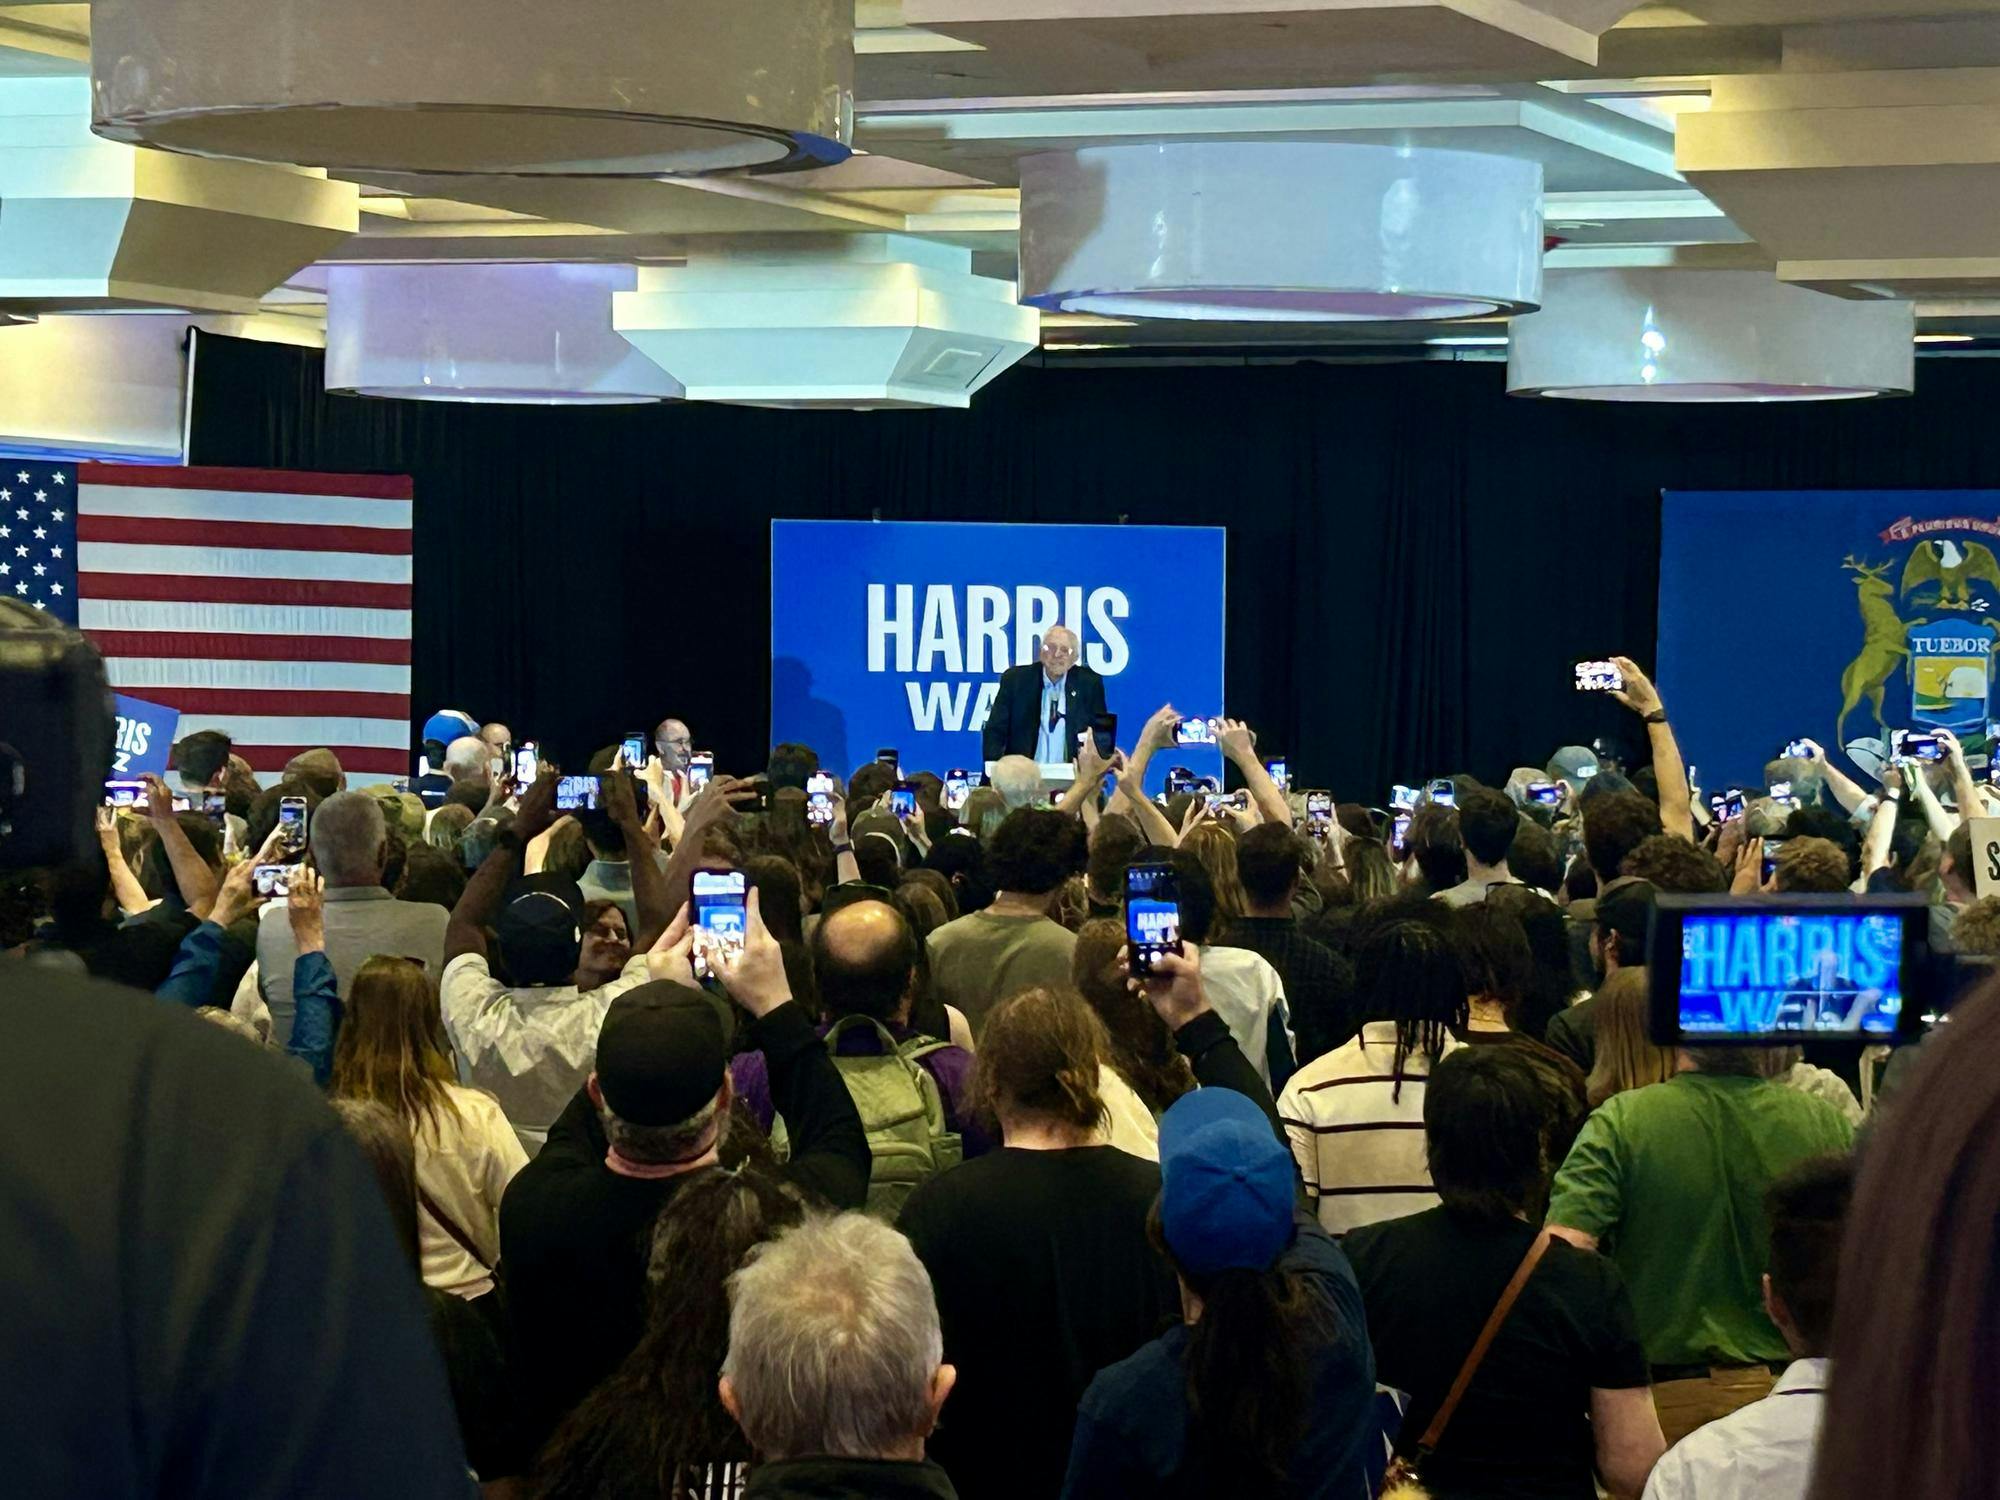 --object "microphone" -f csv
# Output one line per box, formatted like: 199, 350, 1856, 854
1048, 696, 1063, 735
